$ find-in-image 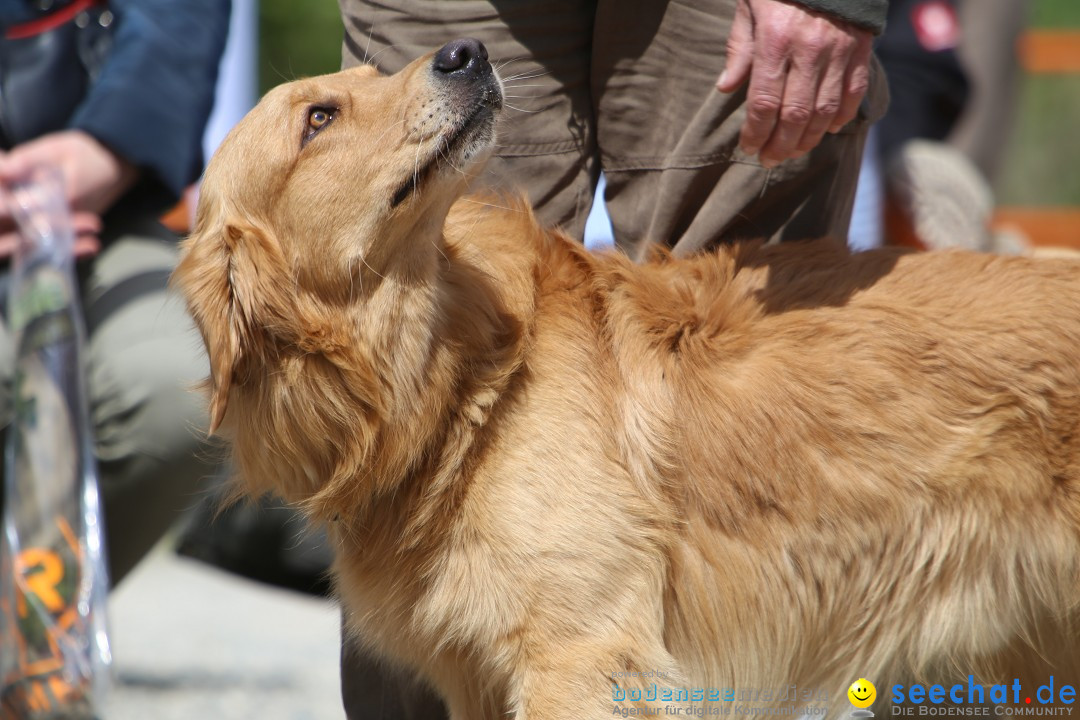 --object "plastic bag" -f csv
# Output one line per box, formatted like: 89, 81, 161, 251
0, 165, 111, 720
